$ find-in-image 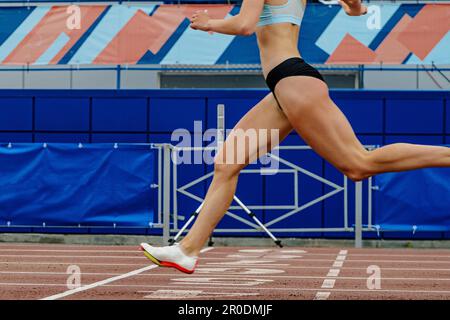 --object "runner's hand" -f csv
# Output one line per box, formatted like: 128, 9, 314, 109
190, 10, 211, 31
338, 0, 368, 16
